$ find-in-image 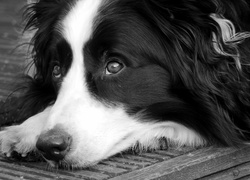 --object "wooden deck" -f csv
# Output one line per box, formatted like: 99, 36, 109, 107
0, 1, 250, 179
